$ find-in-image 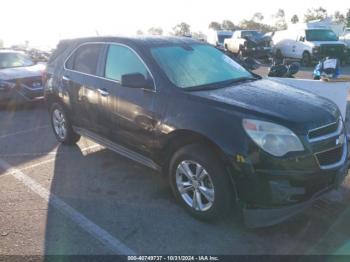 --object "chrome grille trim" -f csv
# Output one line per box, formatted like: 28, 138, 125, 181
308, 118, 343, 143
